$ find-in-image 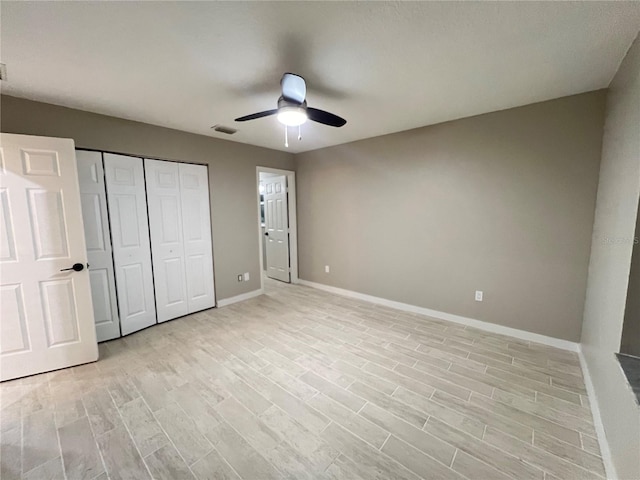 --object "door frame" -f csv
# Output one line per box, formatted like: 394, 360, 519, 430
256, 167, 298, 289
